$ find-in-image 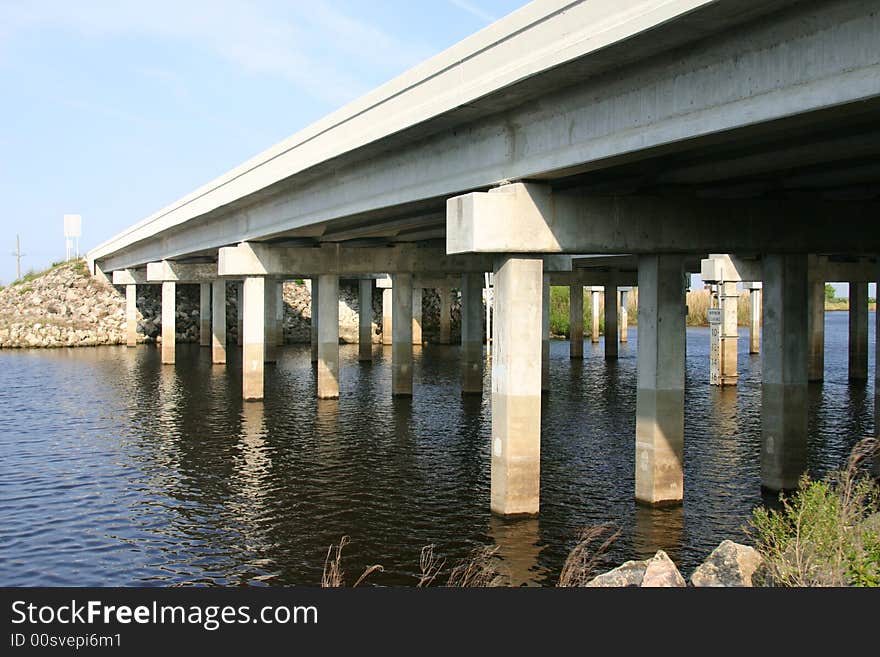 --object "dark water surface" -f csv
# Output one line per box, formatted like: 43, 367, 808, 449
0, 312, 875, 586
